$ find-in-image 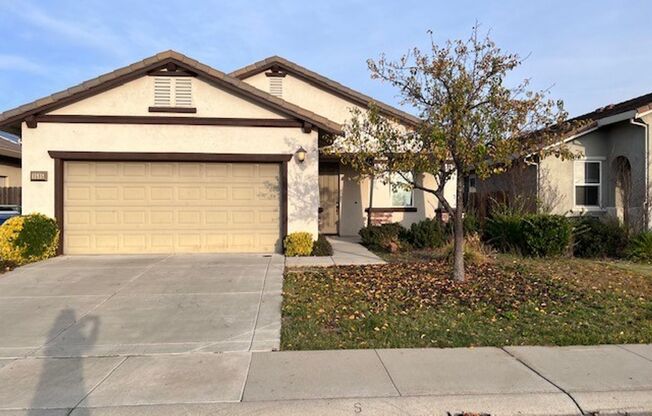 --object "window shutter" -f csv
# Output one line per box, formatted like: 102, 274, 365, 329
154, 77, 172, 106
269, 77, 283, 97
153, 77, 193, 107
174, 78, 192, 107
